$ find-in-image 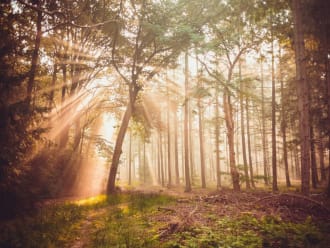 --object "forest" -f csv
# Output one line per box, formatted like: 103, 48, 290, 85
0, 0, 330, 247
